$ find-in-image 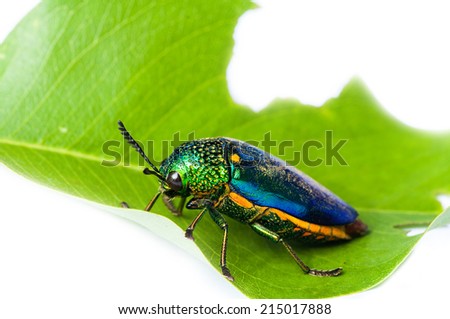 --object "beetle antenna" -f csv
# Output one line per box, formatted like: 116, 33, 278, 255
118, 120, 164, 180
